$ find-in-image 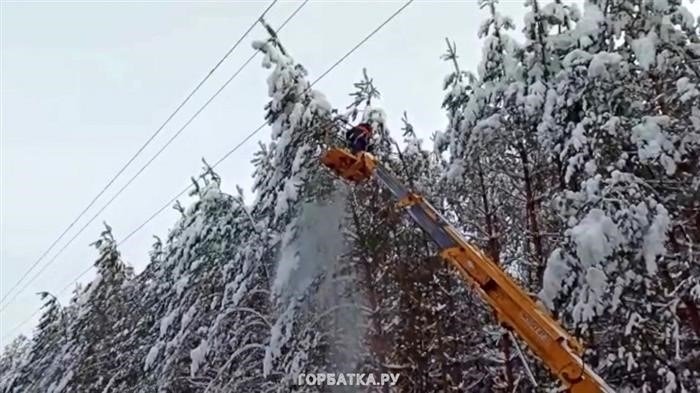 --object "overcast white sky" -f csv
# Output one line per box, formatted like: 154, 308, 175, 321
1, 0, 698, 347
